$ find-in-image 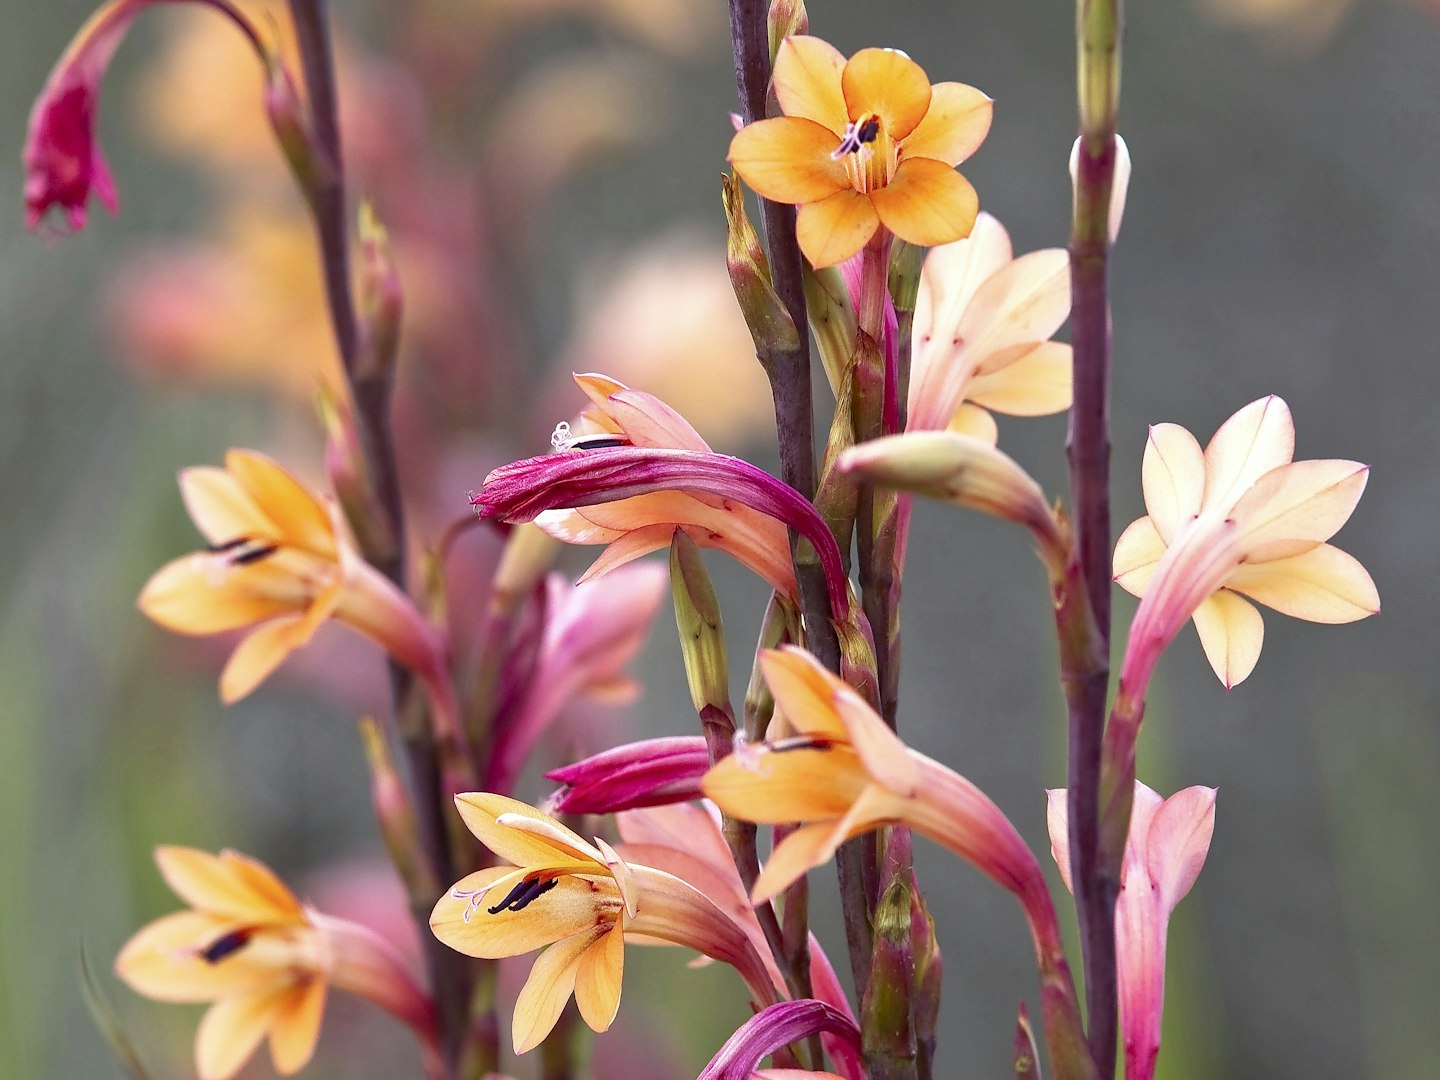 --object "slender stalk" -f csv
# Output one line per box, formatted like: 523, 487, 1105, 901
1067, 0, 1124, 1072
726, 0, 839, 674
286, 3, 470, 1073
